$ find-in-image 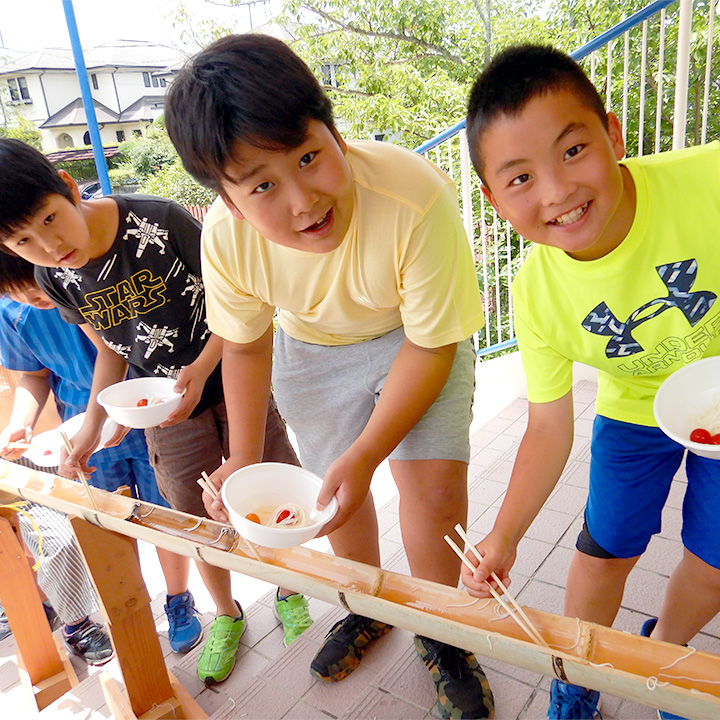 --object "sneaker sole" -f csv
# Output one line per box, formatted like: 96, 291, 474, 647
170, 627, 204, 654
64, 642, 115, 666
200, 655, 237, 686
